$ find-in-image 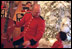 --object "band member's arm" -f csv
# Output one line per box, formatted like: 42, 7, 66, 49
14, 13, 31, 27
30, 20, 45, 46
14, 15, 25, 27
